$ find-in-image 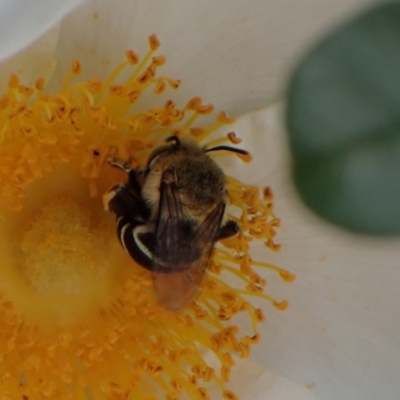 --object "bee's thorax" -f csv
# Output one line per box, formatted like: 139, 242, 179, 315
141, 142, 227, 221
